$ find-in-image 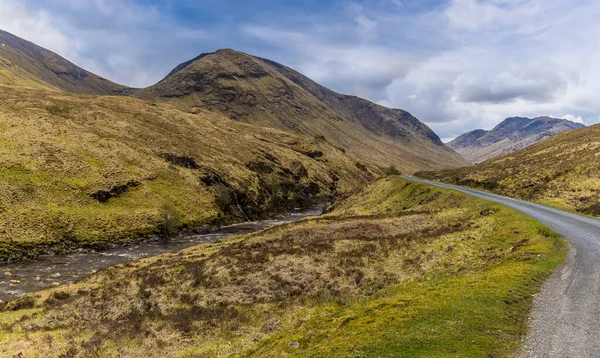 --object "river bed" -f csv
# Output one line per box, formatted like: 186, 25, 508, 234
0, 205, 323, 302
